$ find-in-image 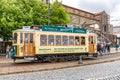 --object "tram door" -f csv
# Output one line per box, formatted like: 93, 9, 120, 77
24, 33, 35, 56
89, 36, 94, 53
